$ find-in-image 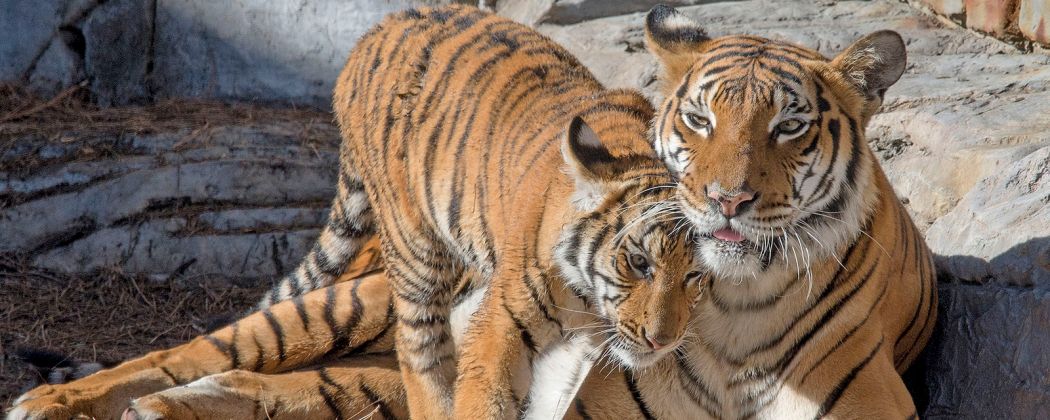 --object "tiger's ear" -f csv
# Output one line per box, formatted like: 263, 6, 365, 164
645, 5, 710, 85
831, 30, 906, 115
562, 116, 627, 211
